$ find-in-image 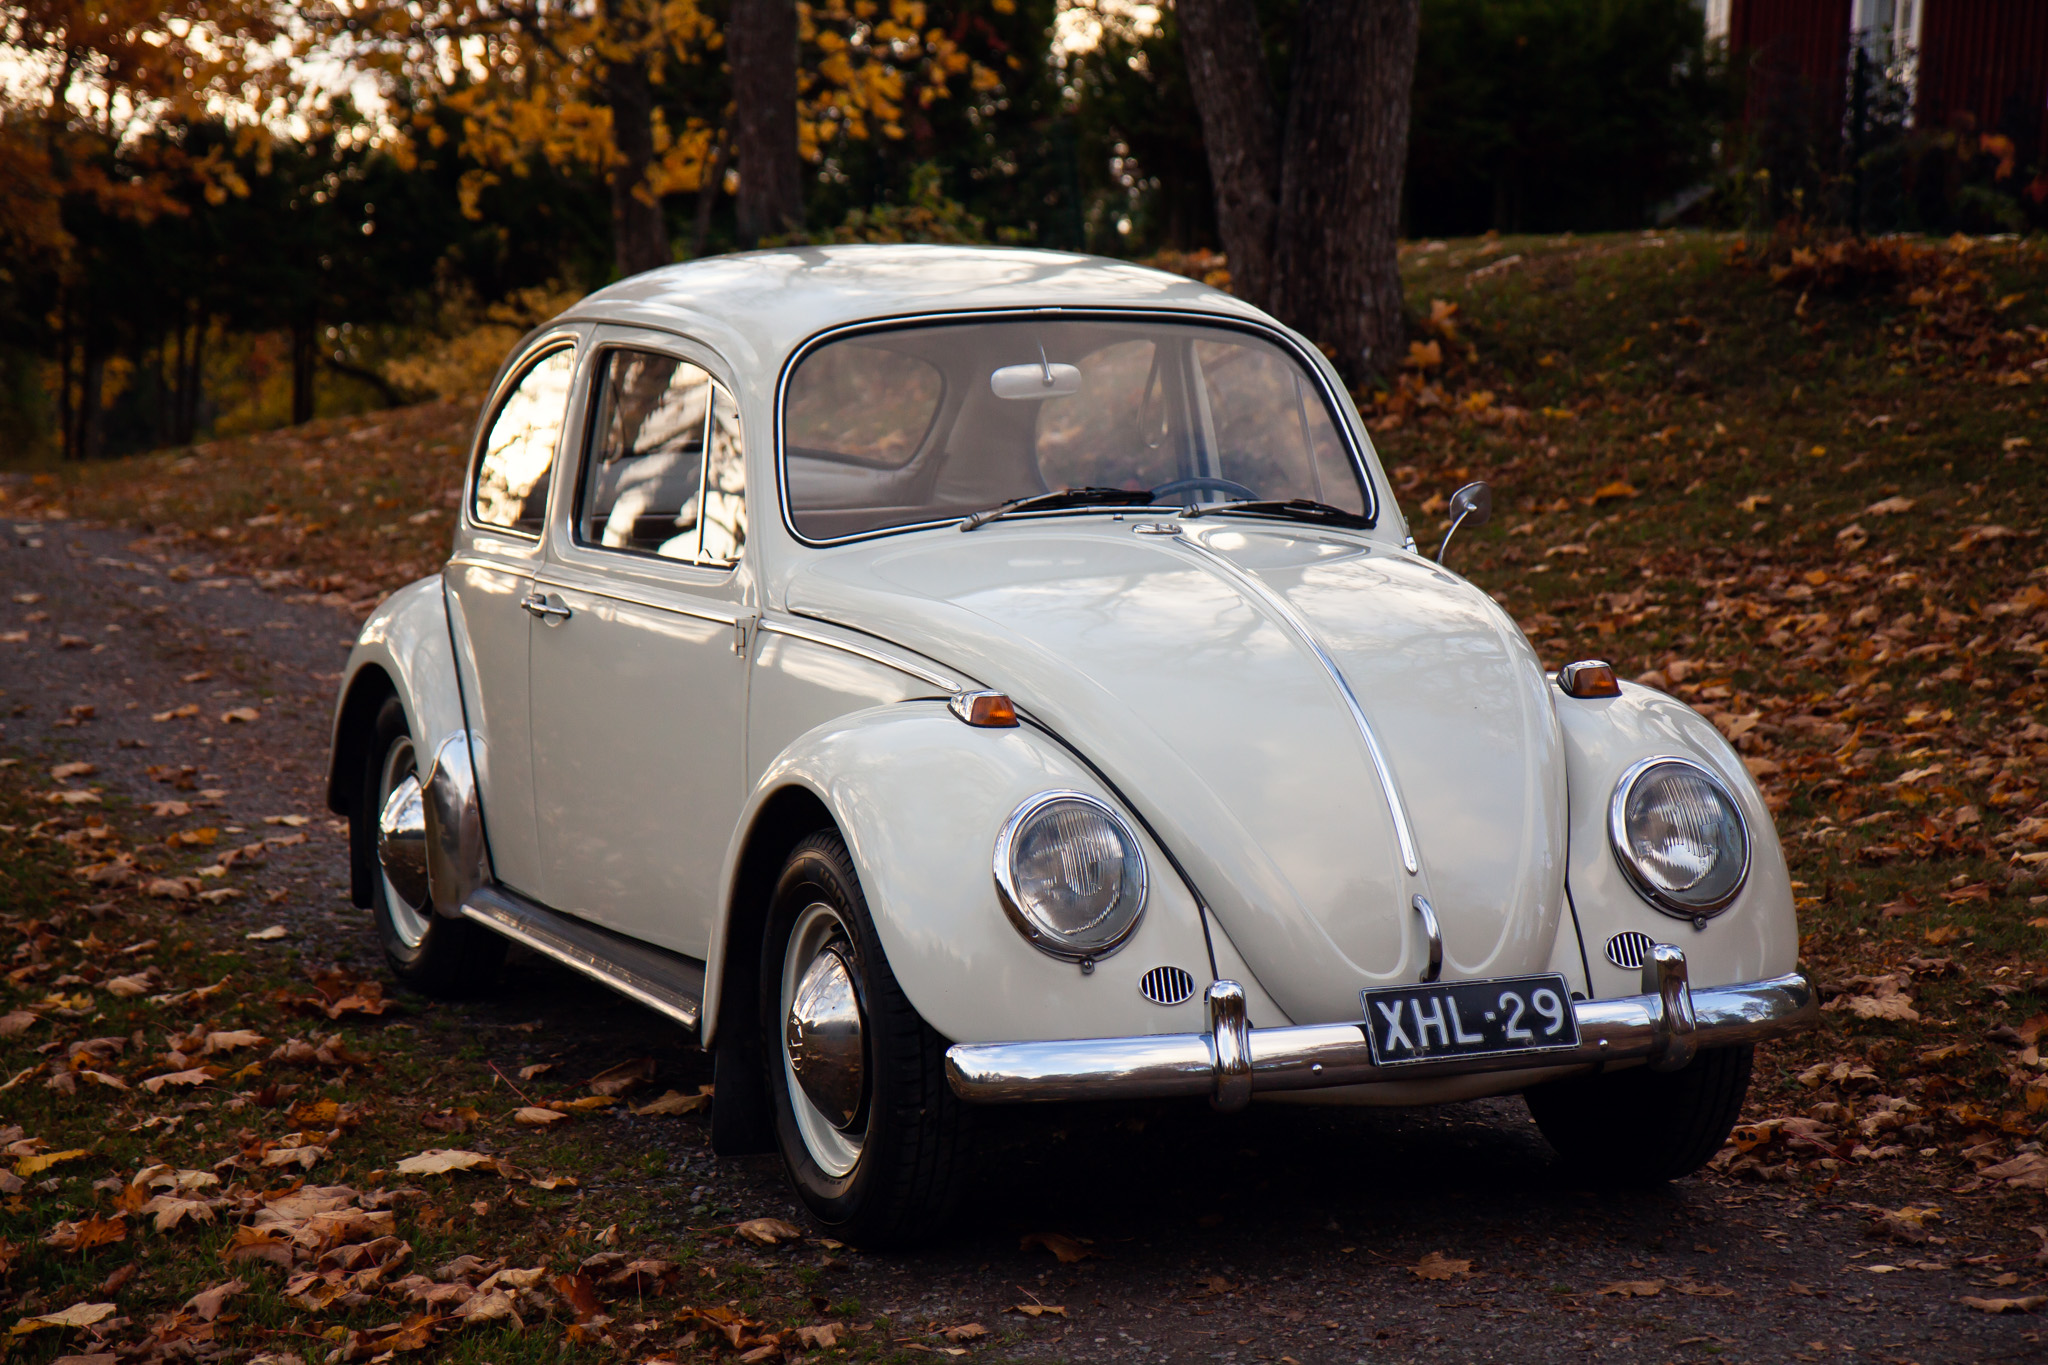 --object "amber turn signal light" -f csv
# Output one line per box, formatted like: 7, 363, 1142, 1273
1556, 660, 1621, 699
948, 690, 1019, 728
